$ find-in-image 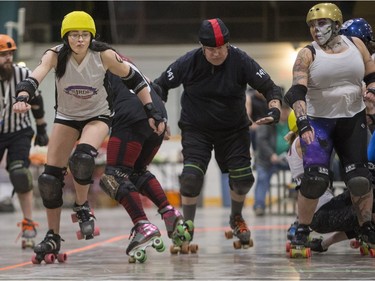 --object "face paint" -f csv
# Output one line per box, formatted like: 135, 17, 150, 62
310, 19, 333, 45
